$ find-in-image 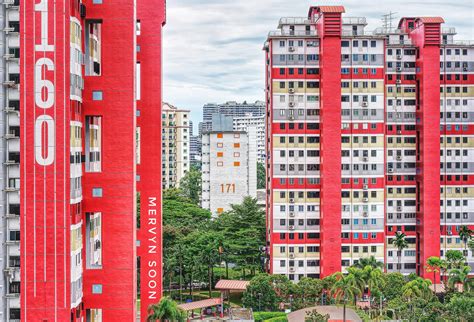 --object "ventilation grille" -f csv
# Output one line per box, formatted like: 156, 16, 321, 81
424, 24, 441, 45
323, 14, 341, 36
